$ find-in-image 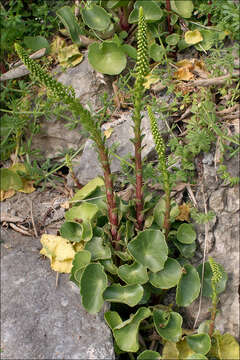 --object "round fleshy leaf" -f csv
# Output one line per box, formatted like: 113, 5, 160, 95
186, 334, 211, 355
149, 258, 182, 289
170, 0, 194, 18
185, 30, 203, 45
186, 354, 208, 360
197, 320, 211, 334
81, 4, 111, 31
113, 307, 151, 352
122, 44, 137, 60
103, 283, 144, 307
138, 283, 152, 304
177, 223, 196, 244
71, 177, 104, 202
195, 30, 215, 51
118, 262, 149, 285
137, 350, 161, 359
57, 6, 82, 45
104, 311, 122, 330
24, 36, 50, 52
72, 250, 91, 269
60, 221, 83, 242
100, 259, 118, 275
129, 0, 163, 23
153, 199, 166, 227
84, 237, 111, 260
65, 202, 98, 222
88, 41, 127, 75
173, 239, 196, 258
80, 263, 108, 314
208, 332, 240, 359
107, 1, 128, 9
150, 43, 164, 62
166, 33, 180, 46
0, 168, 23, 191
153, 310, 182, 343
128, 229, 168, 273
197, 262, 227, 298
176, 264, 200, 306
